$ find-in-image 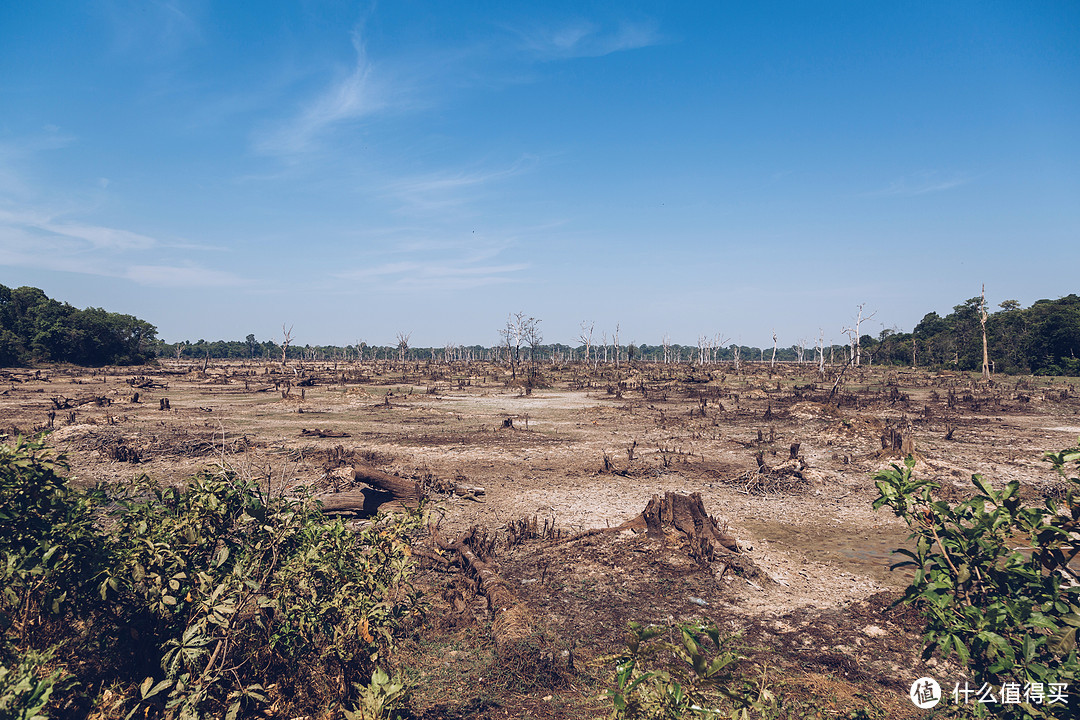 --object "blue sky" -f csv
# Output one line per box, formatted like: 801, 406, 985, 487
1, 1, 1077, 349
